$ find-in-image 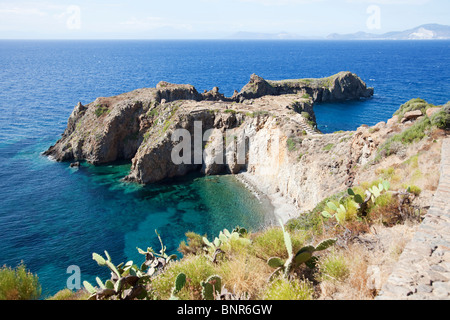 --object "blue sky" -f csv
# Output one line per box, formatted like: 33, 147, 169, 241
0, 0, 449, 39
